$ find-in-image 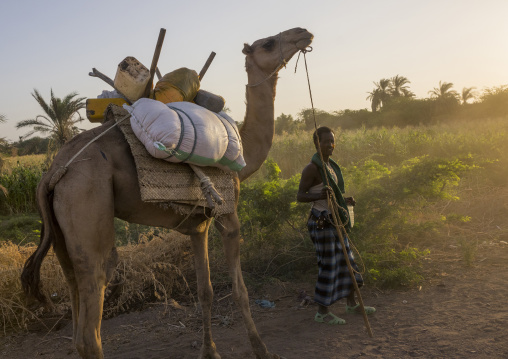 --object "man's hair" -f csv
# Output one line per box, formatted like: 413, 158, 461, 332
313, 126, 335, 148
